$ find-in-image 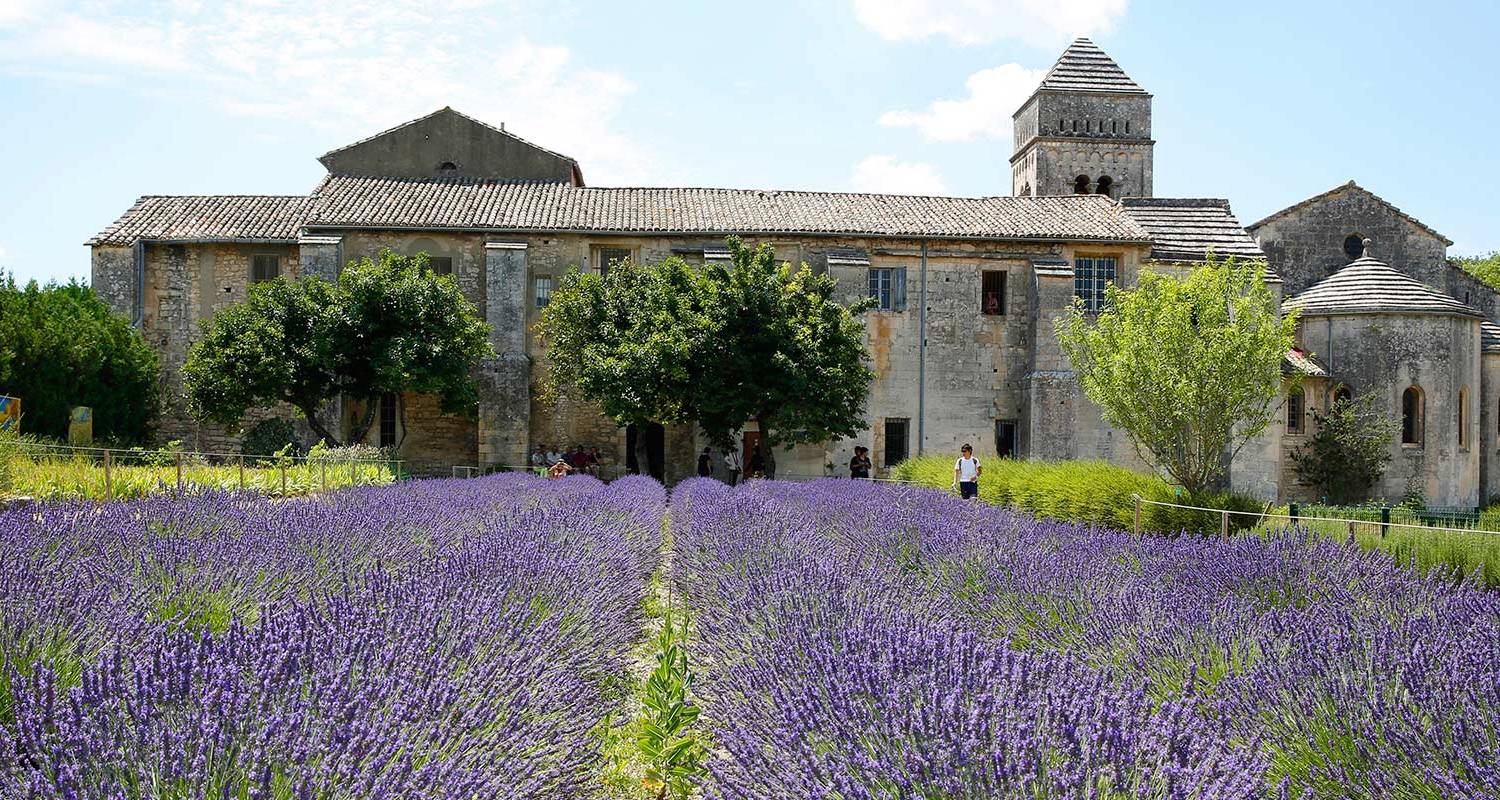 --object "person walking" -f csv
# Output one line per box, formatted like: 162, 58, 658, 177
953, 444, 982, 500
697, 447, 713, 478
724, 447, 742, 486
849, 446, 872, 479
